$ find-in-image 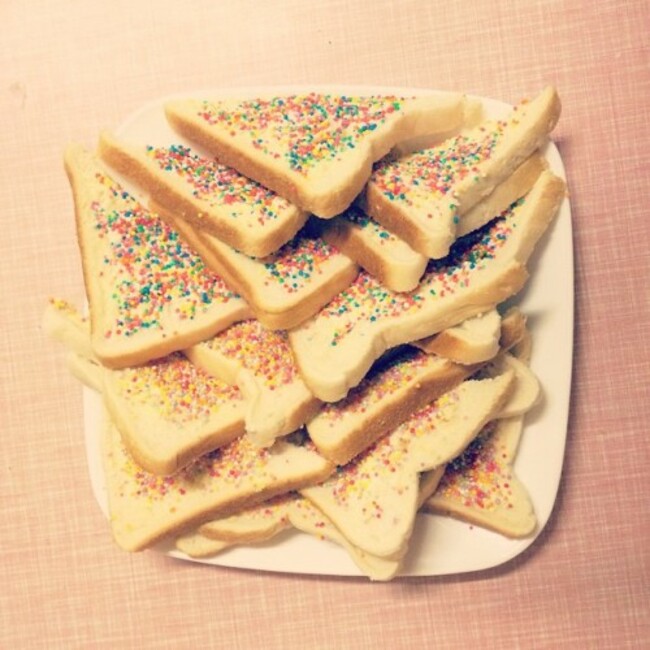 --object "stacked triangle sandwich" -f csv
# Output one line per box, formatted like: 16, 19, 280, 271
46, 87, 566, 580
